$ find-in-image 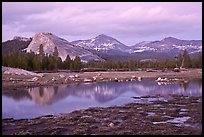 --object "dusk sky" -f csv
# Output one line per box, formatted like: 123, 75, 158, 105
2, 2, 202, 46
